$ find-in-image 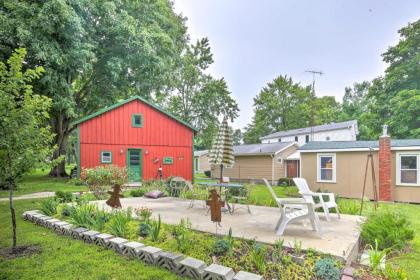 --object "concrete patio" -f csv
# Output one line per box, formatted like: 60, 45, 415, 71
92, 197, 364, 262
